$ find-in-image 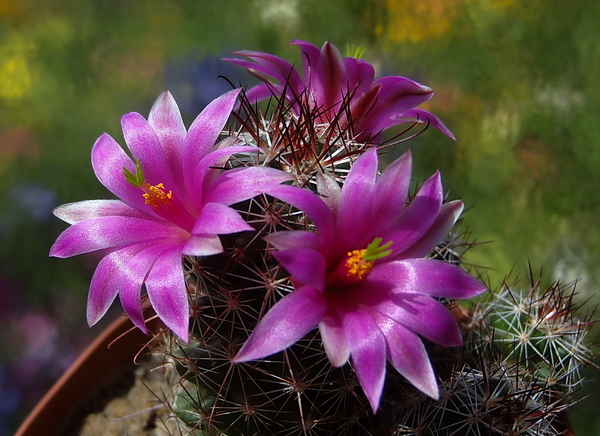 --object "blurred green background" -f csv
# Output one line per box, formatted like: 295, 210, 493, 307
2, 0, 600, 433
